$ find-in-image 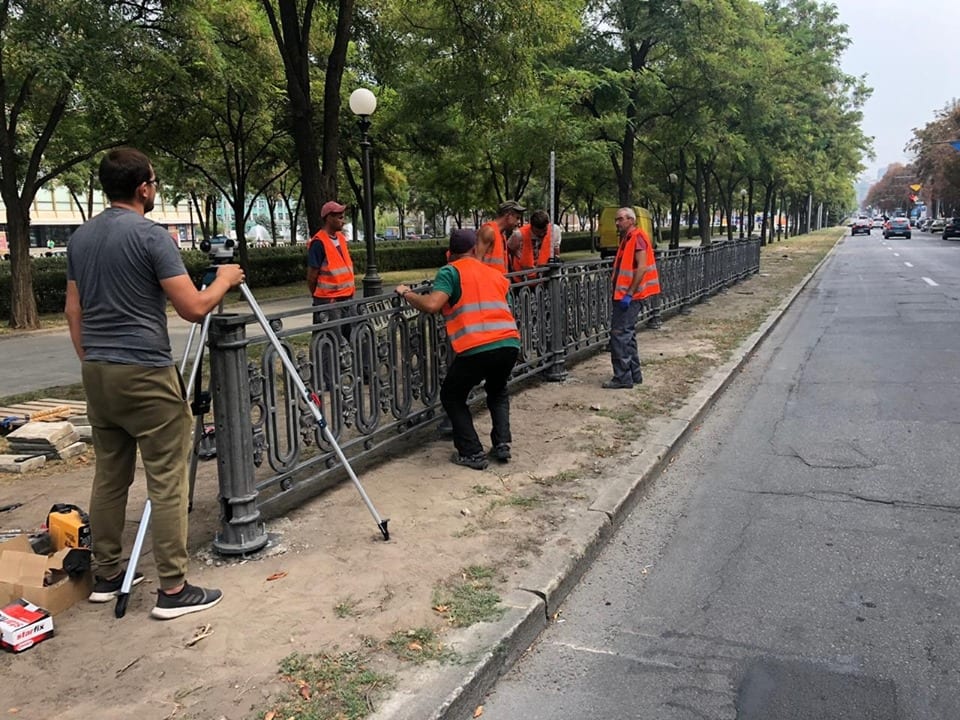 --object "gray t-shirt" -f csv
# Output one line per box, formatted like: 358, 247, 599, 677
66, 207, 187, 366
